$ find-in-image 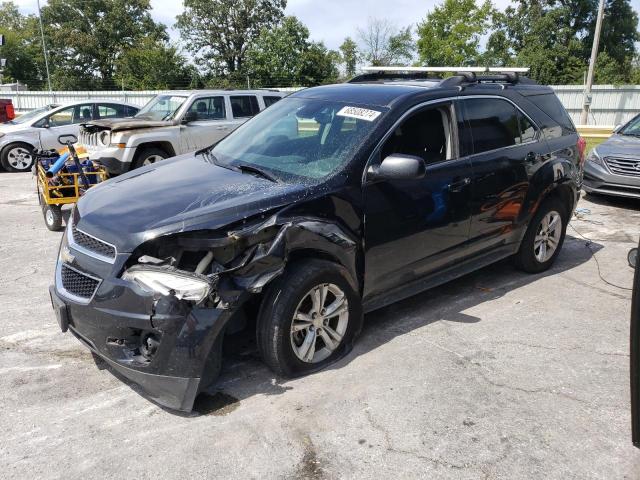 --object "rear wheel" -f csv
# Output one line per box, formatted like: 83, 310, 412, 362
515, 196, 568, 273
43, 204, 63, 231
257, 259, 361, 377
131, 147, 168, 170
1, 142, 34, 172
